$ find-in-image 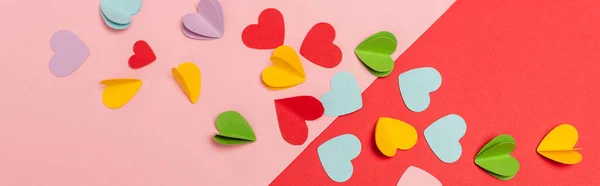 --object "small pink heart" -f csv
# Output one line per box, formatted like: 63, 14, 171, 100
182, 0, 224, 39
48, 30, 90, 77
396, 166, 442, 186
